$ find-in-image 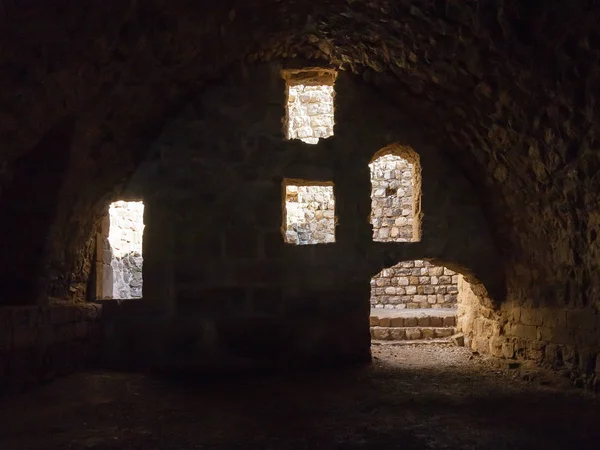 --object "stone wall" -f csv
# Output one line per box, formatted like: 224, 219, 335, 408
284, 184, 335, 244
0, 303, 102, 394
371, 260, 458, 309
125, 64, 500, 370
457, 276, 600, 390
369, 154, 414, 242
94, 215, 113, 300
108, 201, 144, 299
286, 84, 334, 144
